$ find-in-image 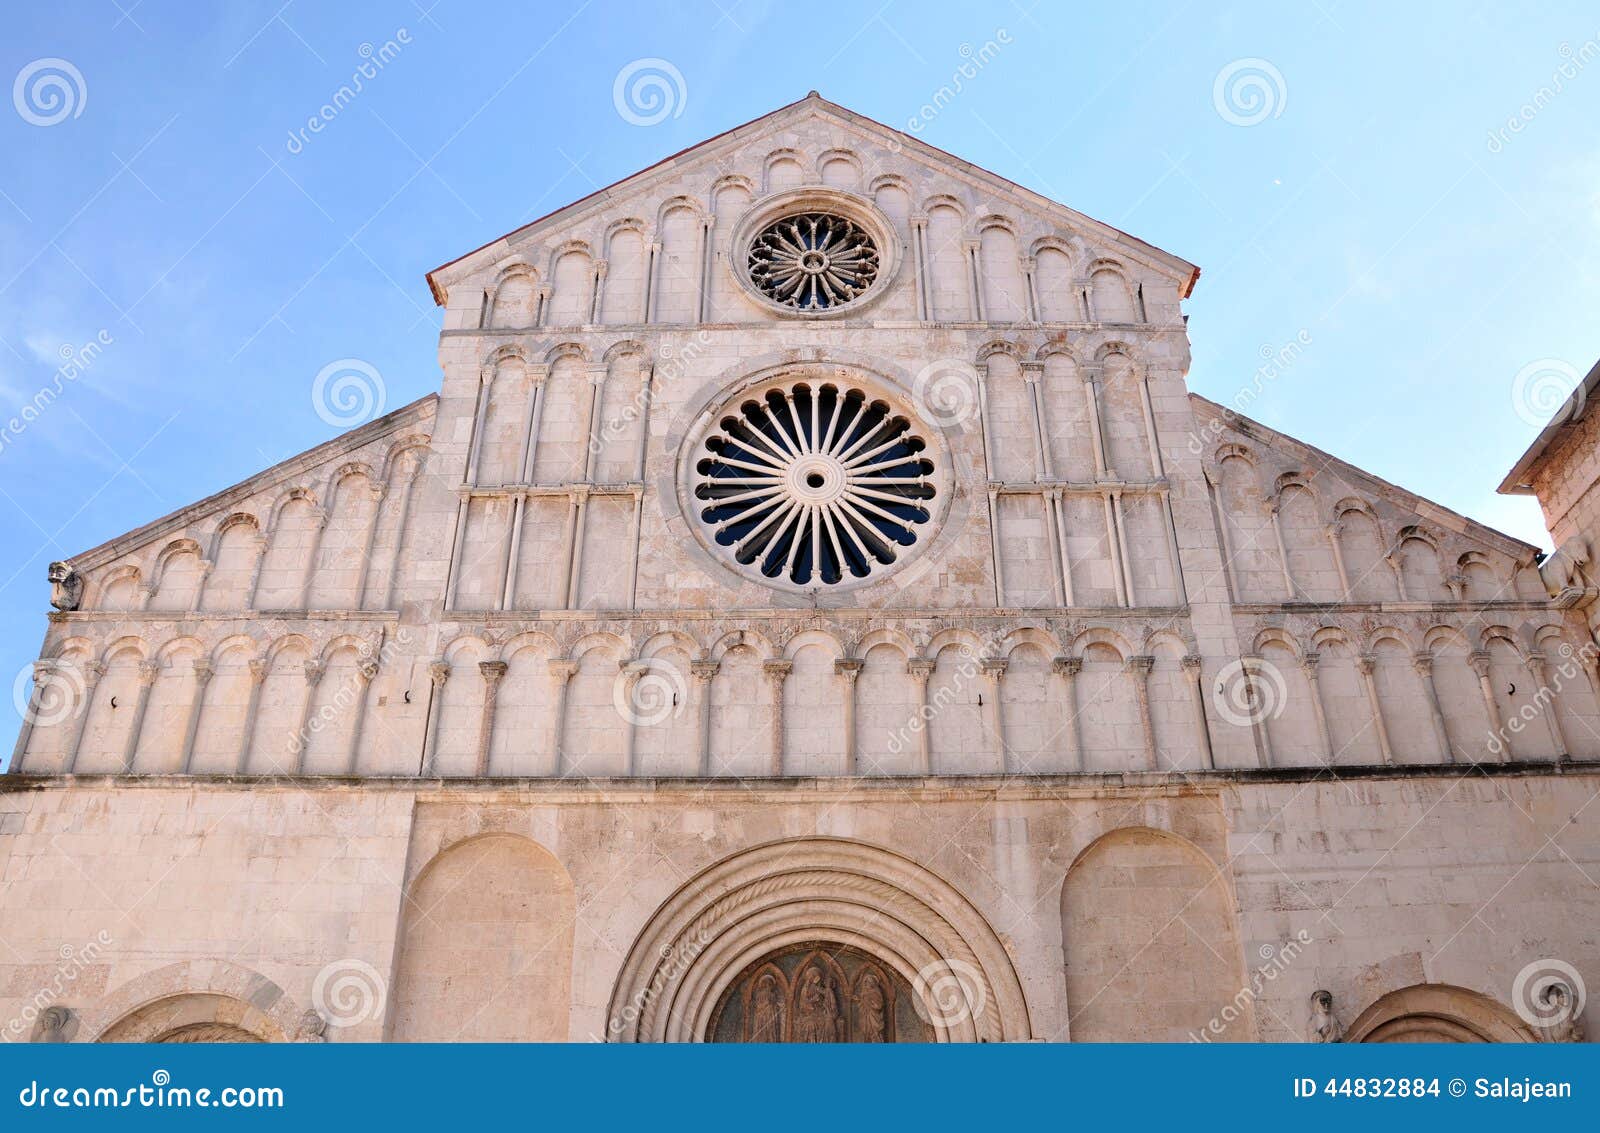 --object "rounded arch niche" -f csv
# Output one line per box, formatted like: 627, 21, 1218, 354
1344, 983, 1540, 1043
606, 837, 1031, 1043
